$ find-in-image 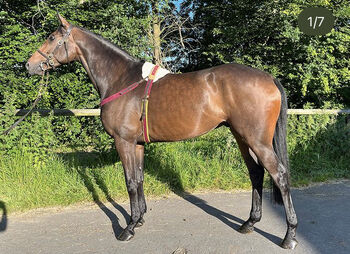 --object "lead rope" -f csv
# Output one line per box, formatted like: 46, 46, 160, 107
3, 71, 49, 135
